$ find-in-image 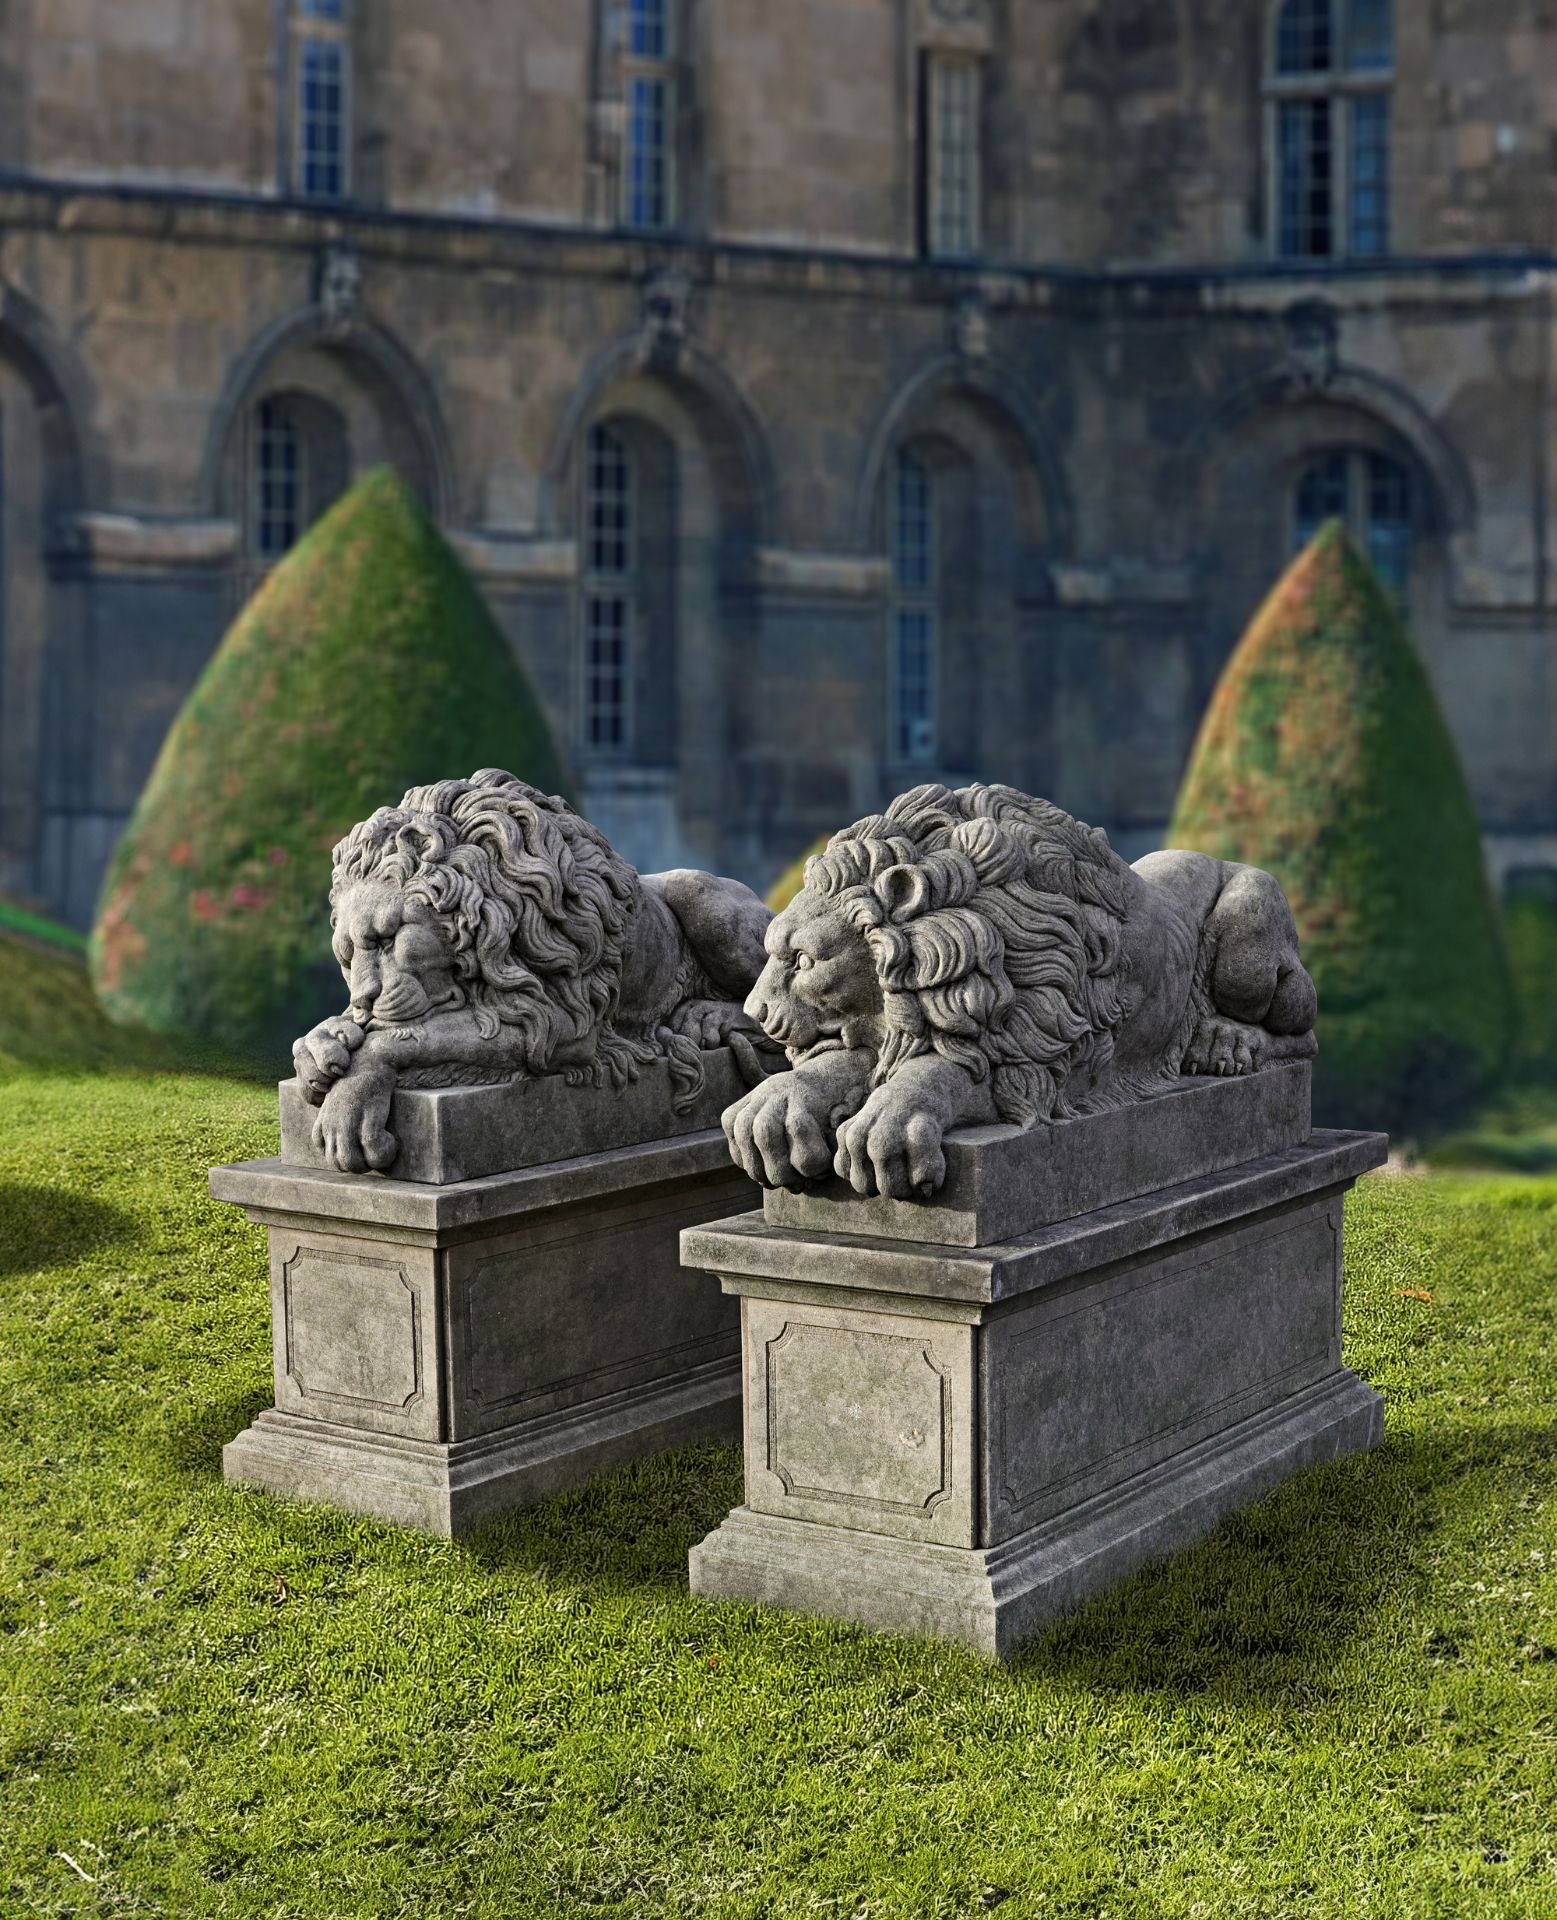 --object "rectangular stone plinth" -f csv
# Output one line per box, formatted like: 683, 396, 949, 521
215, 1129, 755, 1536
762, 1061, 1311, 1247
278, 1046, 749, 1185
684, 1126, 1388, 1658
